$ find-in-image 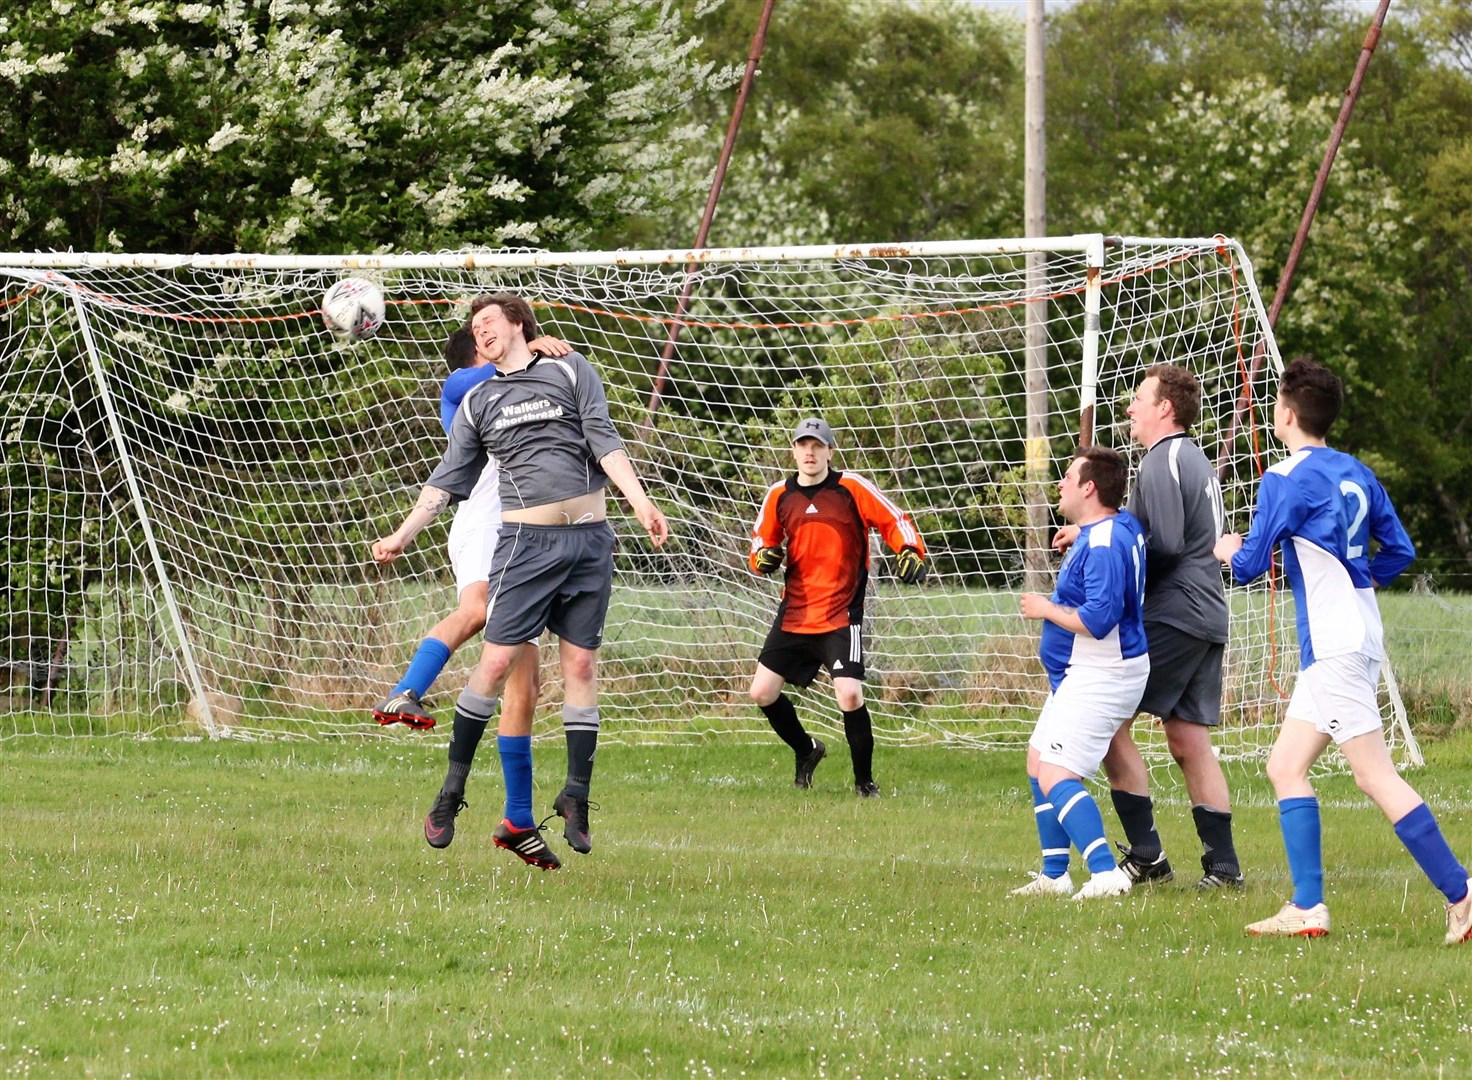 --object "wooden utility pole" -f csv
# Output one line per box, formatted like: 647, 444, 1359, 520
1023, 0, 1050, 592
